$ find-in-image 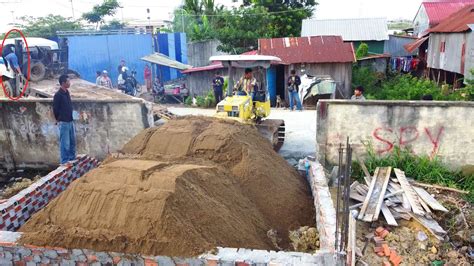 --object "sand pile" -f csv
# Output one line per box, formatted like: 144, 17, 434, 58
19, 116, 315, 256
